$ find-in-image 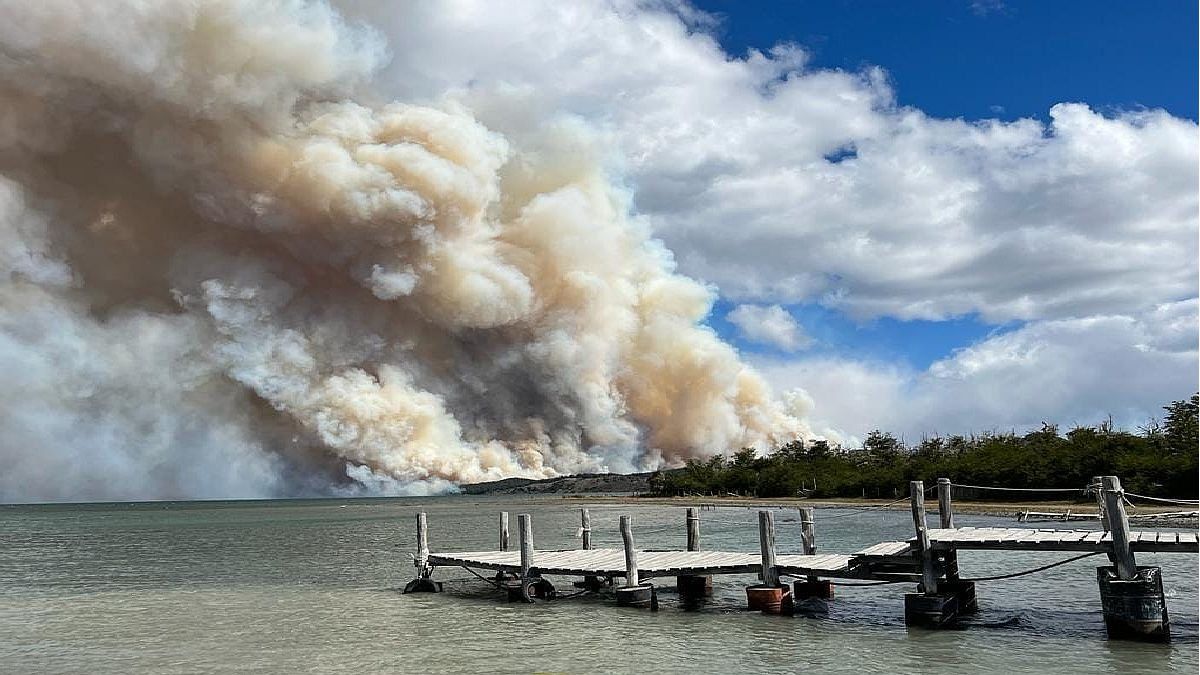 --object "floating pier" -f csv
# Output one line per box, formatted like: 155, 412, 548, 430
405, 475, 1198, 642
